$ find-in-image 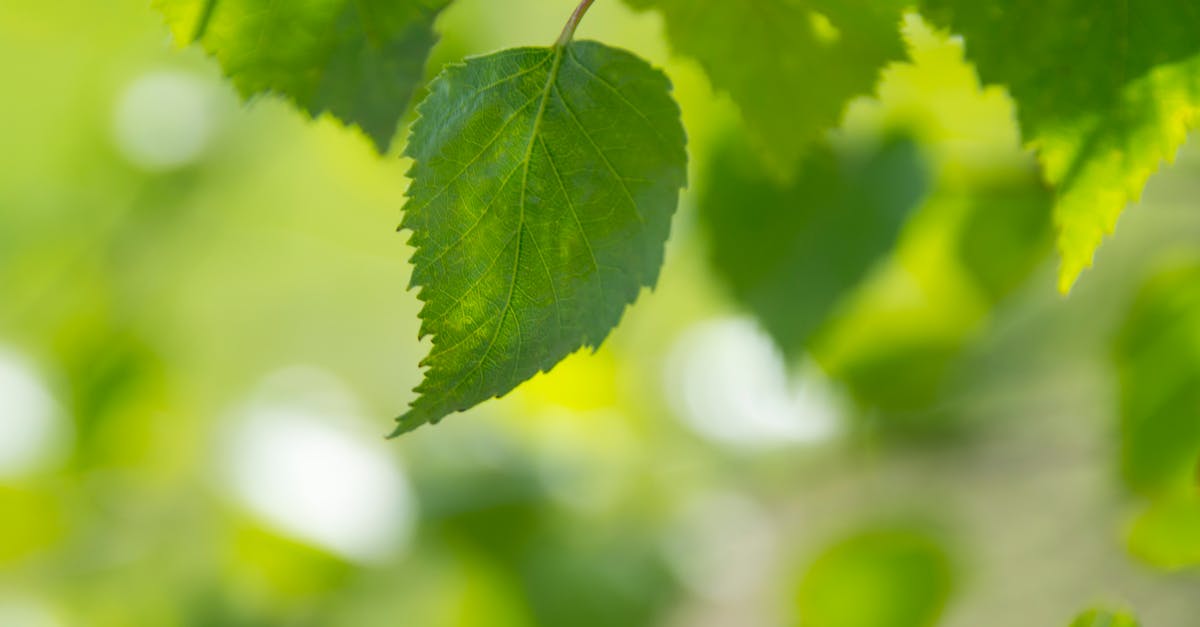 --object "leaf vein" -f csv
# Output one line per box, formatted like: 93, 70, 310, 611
552, 81, 645, 225
565, 48, 672, 147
